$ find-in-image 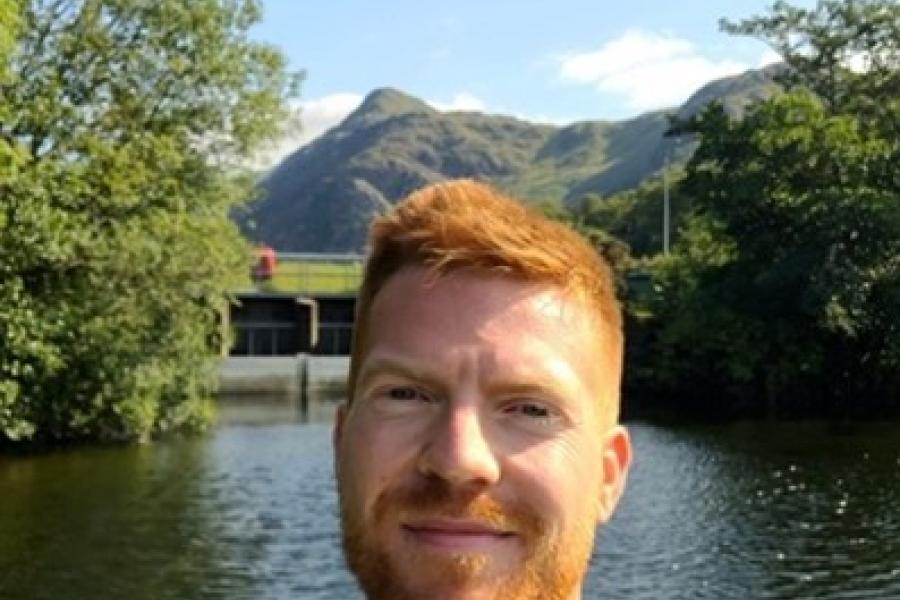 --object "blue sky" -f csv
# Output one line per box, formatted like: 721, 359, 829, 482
251, 0, 815, 165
